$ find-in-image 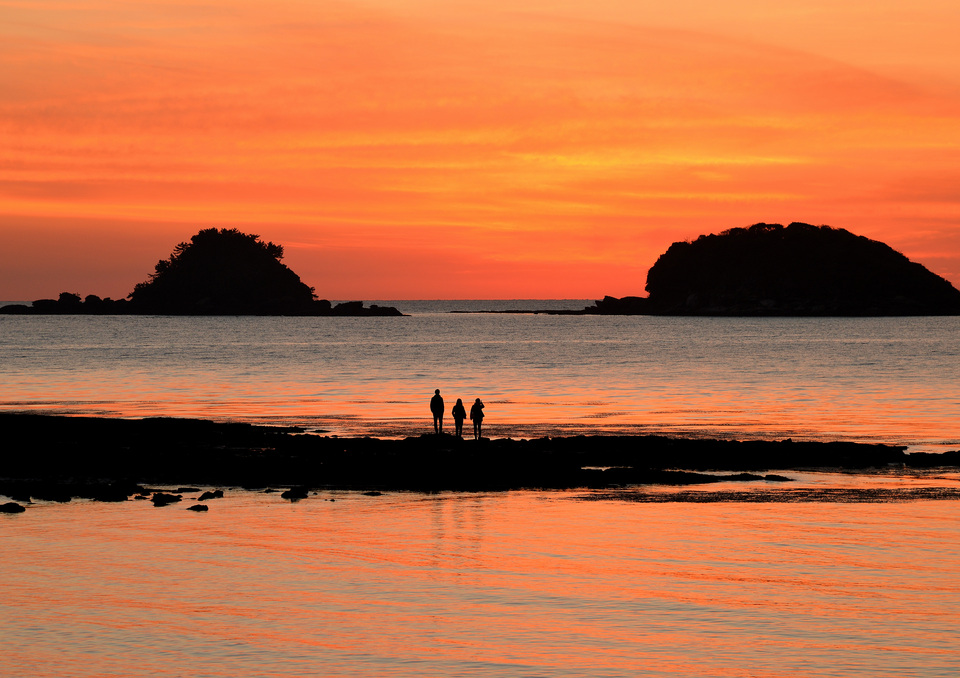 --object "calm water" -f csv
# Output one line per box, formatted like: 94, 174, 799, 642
1, 301, 959, 452
2, 482, 959, 677
4, 305, 960, 676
